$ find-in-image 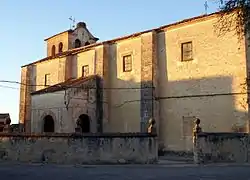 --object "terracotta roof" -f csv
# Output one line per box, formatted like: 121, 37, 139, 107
44, 29, 74, 41
22, 10, 226, 68
0, 113, 9, 120
31, 75, 97, 95
21, 44, 98, 67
